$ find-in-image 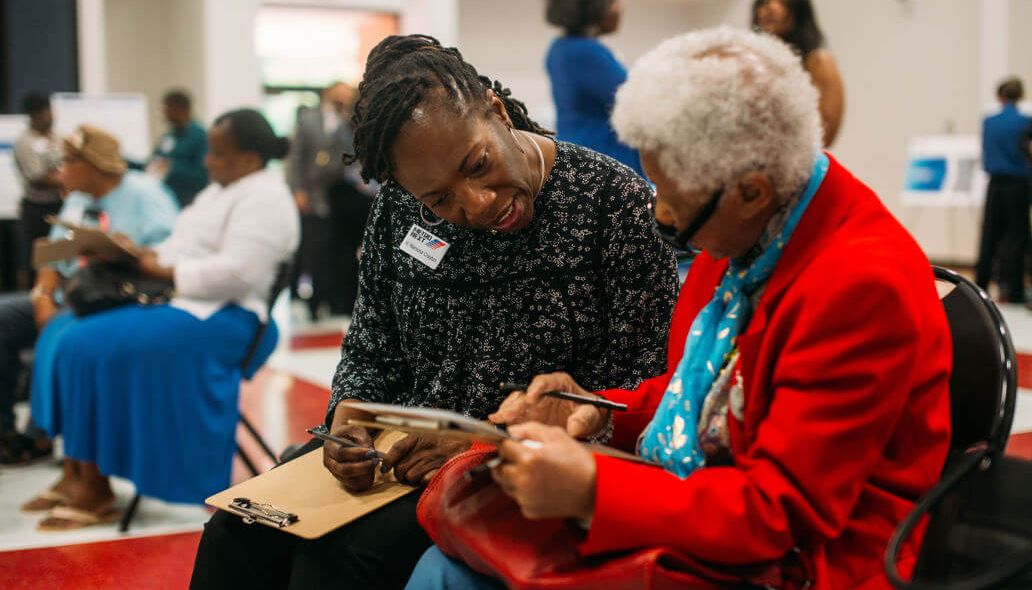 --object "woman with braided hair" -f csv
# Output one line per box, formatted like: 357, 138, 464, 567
189, 34, 676, 590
